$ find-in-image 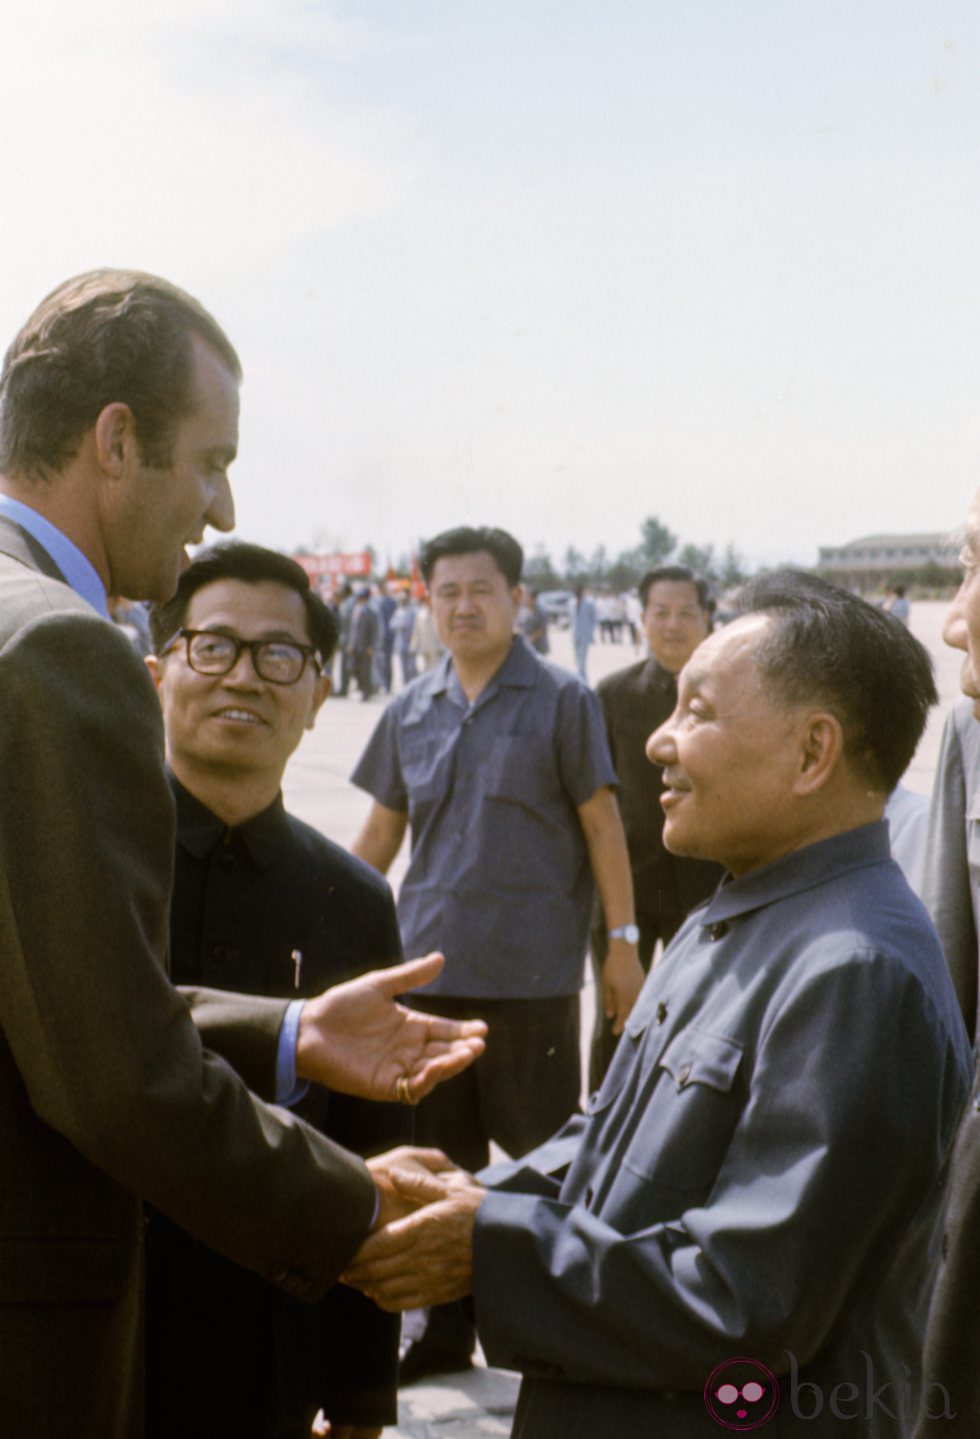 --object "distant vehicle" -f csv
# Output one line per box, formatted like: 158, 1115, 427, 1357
538, 589, 575, 628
